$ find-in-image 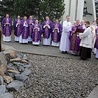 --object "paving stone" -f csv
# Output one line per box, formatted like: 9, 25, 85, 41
87, 86, 98, 98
